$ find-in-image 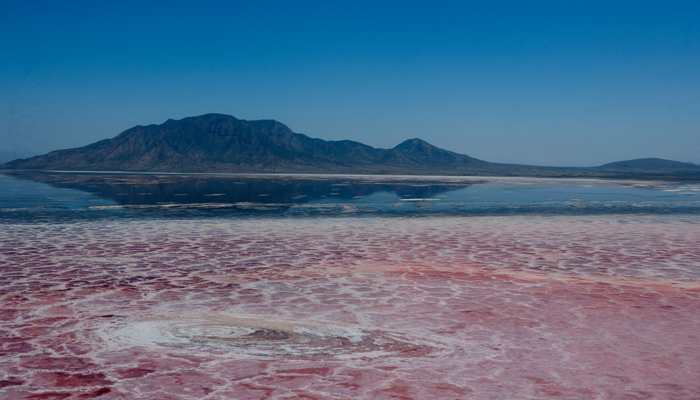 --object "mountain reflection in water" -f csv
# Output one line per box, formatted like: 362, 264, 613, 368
4, 172, 468, 205
3, 171, 700, 222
